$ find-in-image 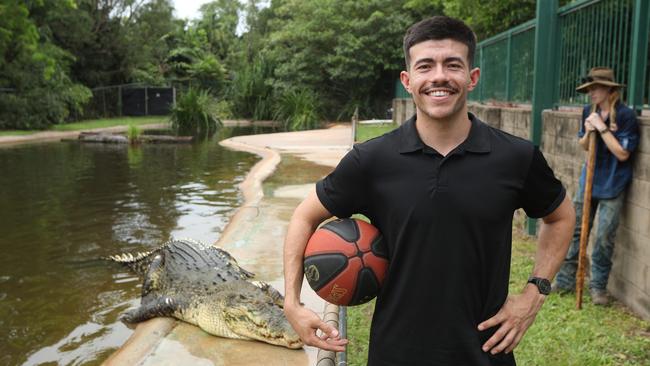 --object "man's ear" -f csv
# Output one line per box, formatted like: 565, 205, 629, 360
467, 67, 480, 91
400, 70, 412, 94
